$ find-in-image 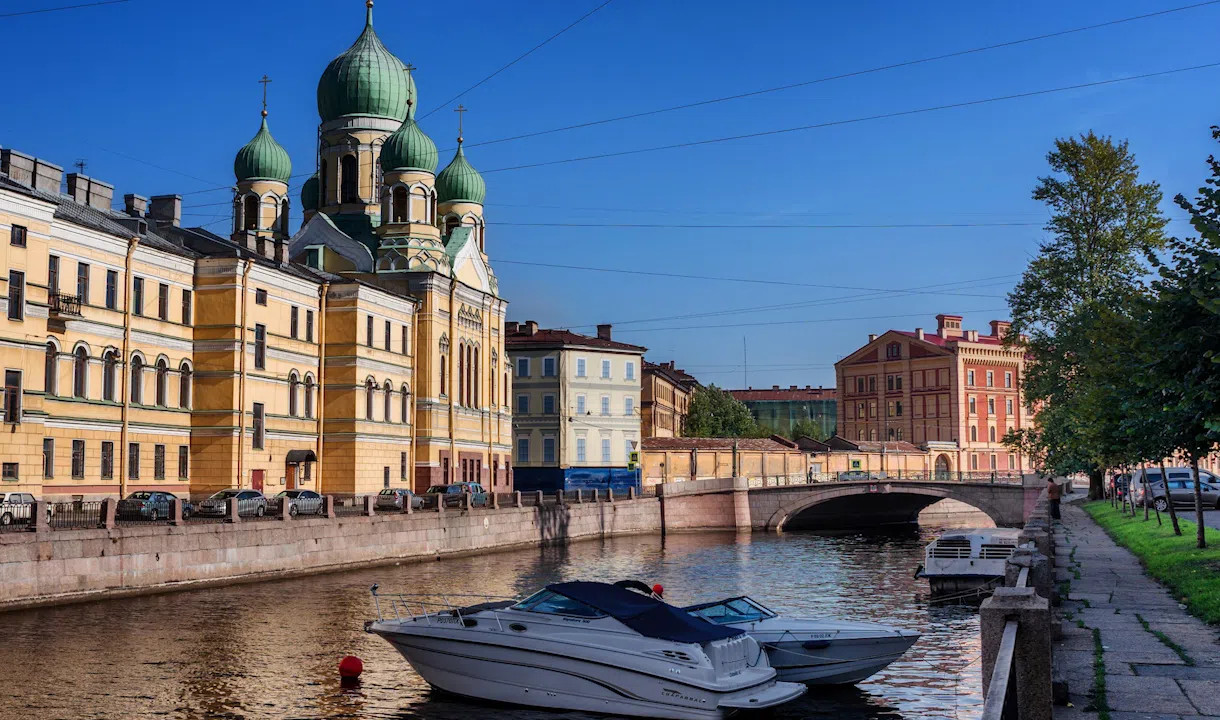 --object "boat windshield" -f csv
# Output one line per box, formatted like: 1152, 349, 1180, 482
685, 597, 776, 625
512, 589, 606, 618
